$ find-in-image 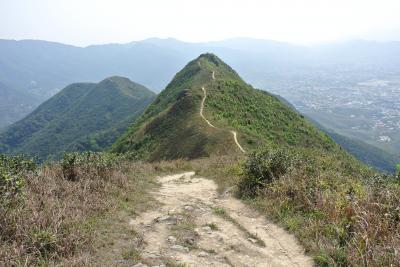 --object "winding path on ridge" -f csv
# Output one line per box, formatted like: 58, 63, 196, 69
200, 71, 246, 153
122, 70, 312, 266
130, 172, 313, 267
